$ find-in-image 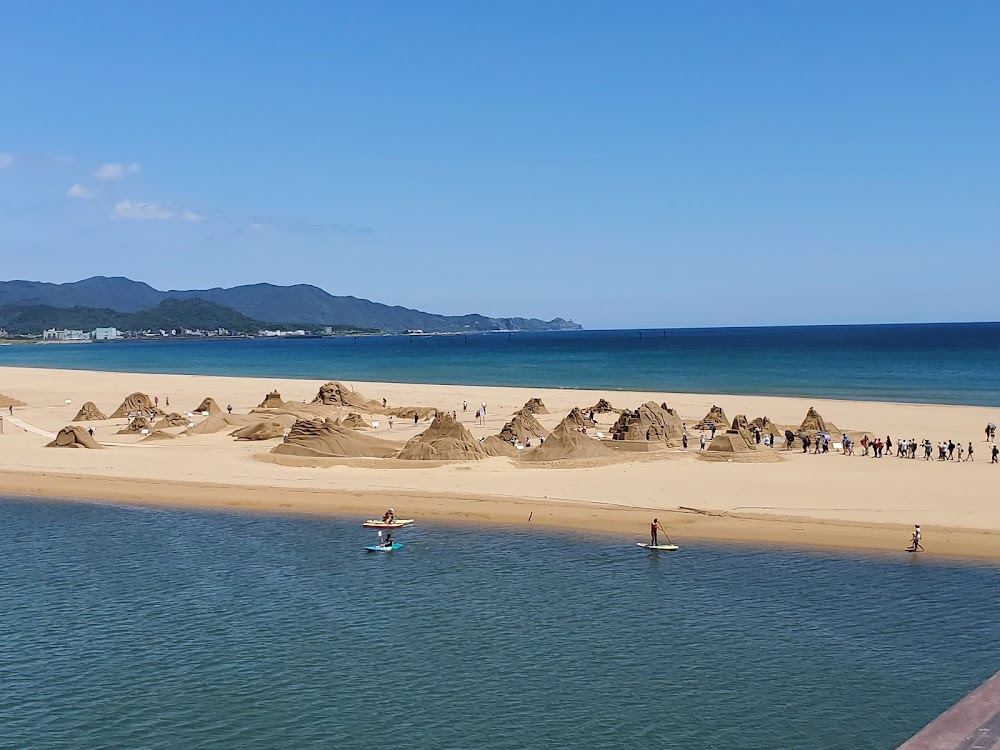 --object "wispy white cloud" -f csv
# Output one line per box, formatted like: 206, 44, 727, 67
96, 161, 141, 181
247, 220, 270, 232
0, 153, 14, 169
67, 183, 97, 199
111, 199, 208, 222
